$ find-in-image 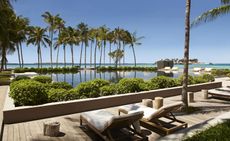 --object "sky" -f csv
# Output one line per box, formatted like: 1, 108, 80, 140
7, 0, 230, 64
